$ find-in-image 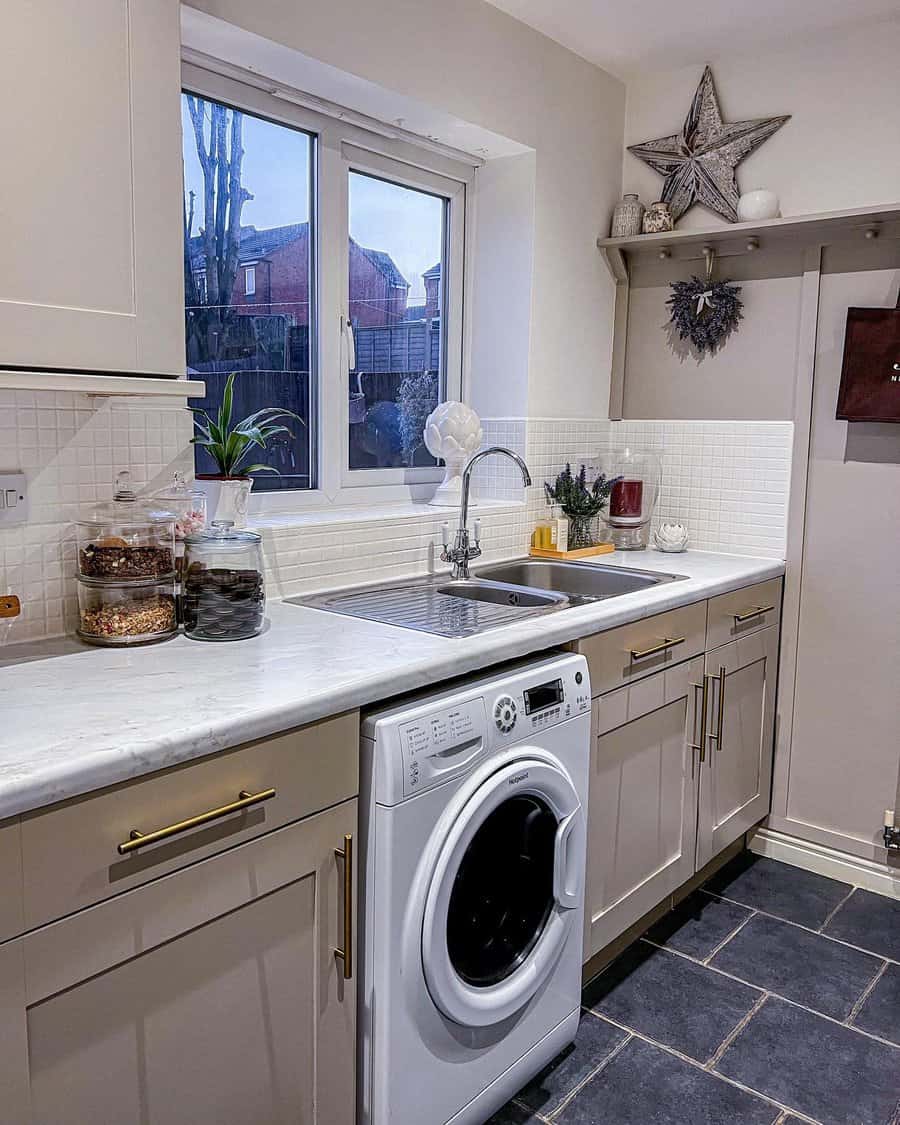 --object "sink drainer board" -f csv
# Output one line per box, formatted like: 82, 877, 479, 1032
297, 582, 562, 638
